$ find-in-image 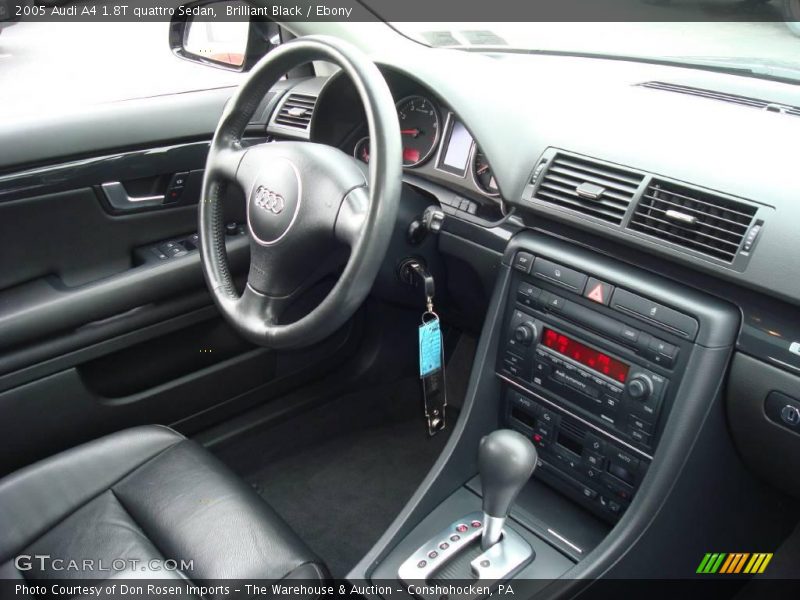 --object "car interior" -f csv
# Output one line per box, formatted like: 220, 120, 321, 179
1, 3, 800, 598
